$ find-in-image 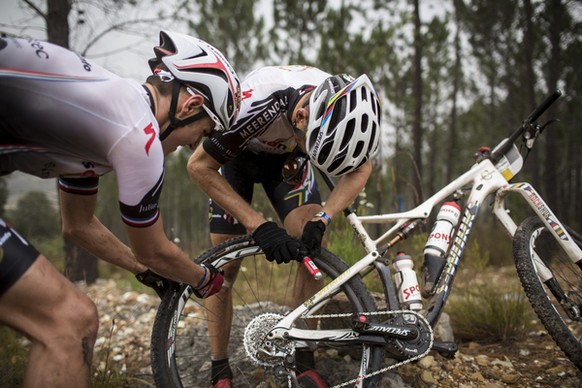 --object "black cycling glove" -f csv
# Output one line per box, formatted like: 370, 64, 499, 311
252, 221, 300, 264
300, 220, 326, 258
